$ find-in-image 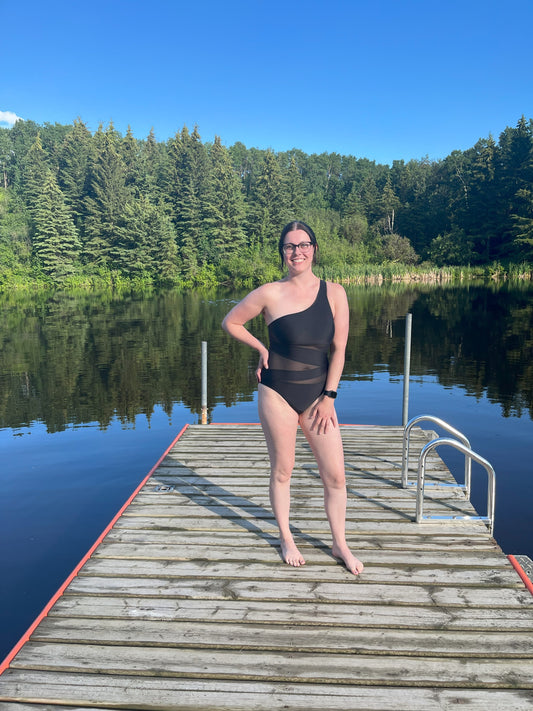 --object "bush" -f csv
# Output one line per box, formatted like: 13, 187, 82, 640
429, 229, 474, 266
381, 233, 419, 265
